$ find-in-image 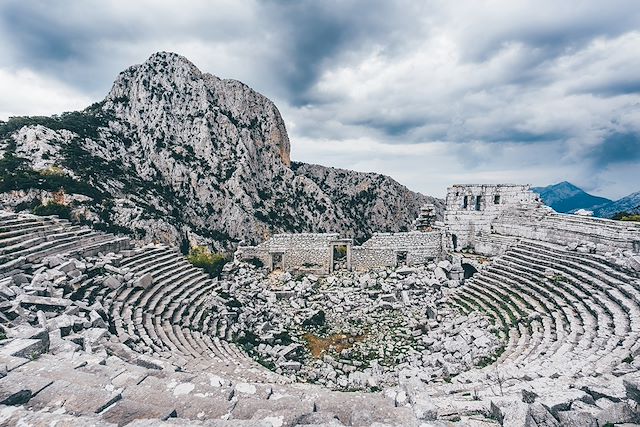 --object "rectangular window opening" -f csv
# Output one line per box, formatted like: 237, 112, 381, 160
475, 195, 482, 211
494, 195, 501, 204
